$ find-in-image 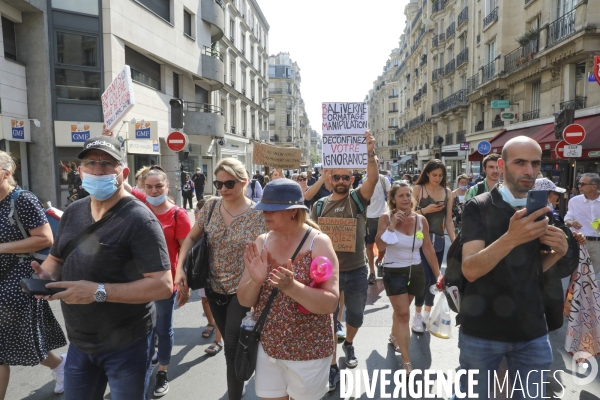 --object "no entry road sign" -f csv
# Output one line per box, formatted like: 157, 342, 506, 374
166, 131, 188, 152
562, 123, 586, 145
